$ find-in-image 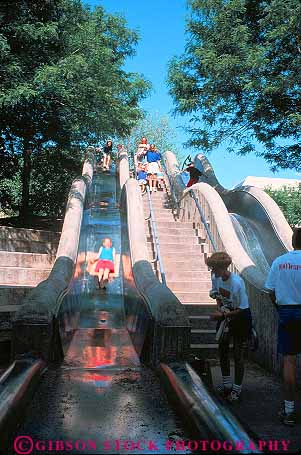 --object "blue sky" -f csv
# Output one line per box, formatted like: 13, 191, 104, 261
87, 0, 300, 187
